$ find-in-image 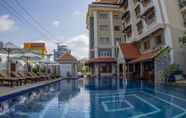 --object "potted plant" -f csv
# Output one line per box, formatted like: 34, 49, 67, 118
161, 64, 183, 82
